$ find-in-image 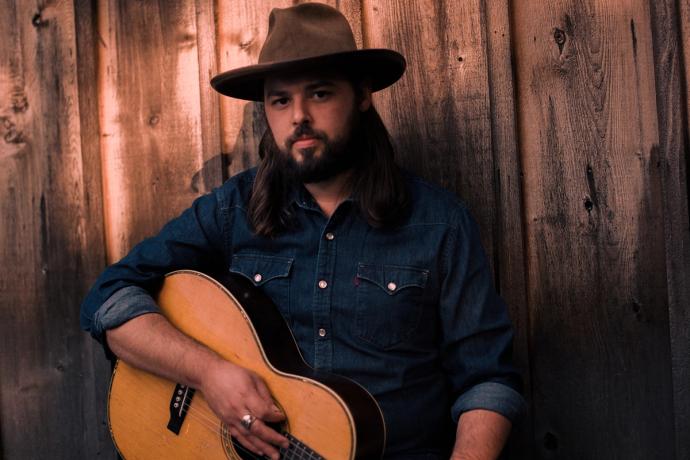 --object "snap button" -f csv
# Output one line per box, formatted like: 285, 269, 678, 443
318, 328, 327, 337
325, 232, 335, 240
387, 282, 397, 291
254, 273, 262, 283
318, 280, 328, 289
